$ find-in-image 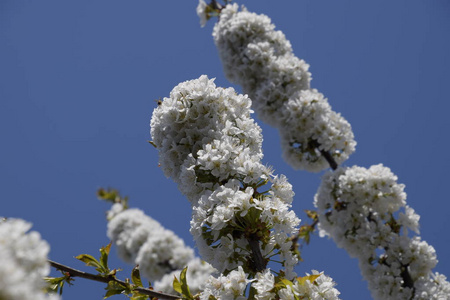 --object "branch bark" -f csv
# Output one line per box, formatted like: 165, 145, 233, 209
318, 148, 338, 170
247, 236, 266, 273
309, 139, 338, 171
48, 260, 180, 300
